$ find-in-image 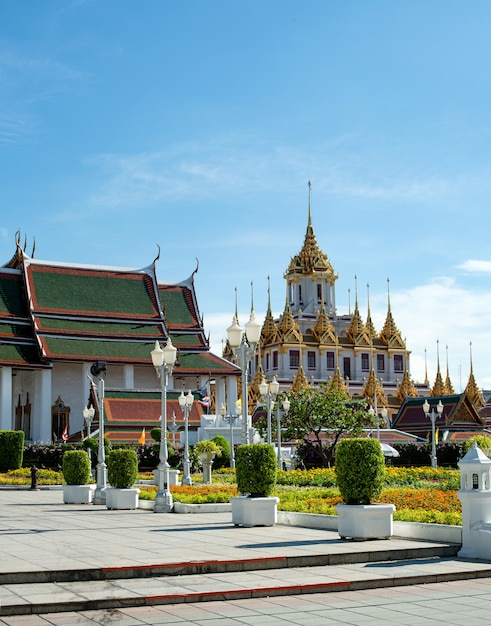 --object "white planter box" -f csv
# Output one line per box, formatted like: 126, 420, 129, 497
231, 496, 279, 527
105, 487, 140, 510
336, 503, 395, 540
63, 484, 96, 504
